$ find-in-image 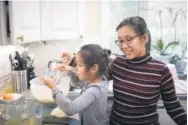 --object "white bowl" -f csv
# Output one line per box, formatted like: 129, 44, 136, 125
30, 76, 70, 103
